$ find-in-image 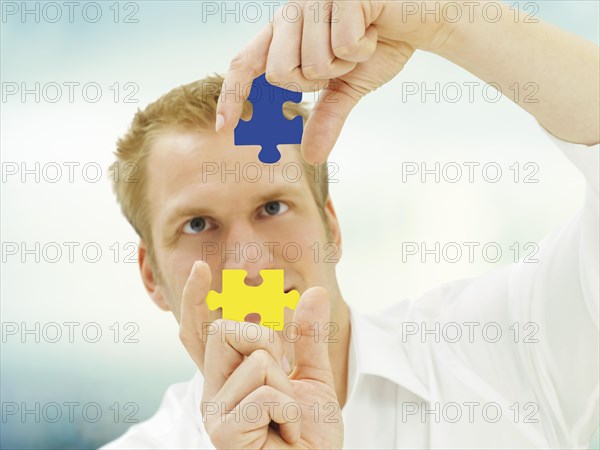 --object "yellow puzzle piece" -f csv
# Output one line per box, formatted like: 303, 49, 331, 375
206, 270, 300, 330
